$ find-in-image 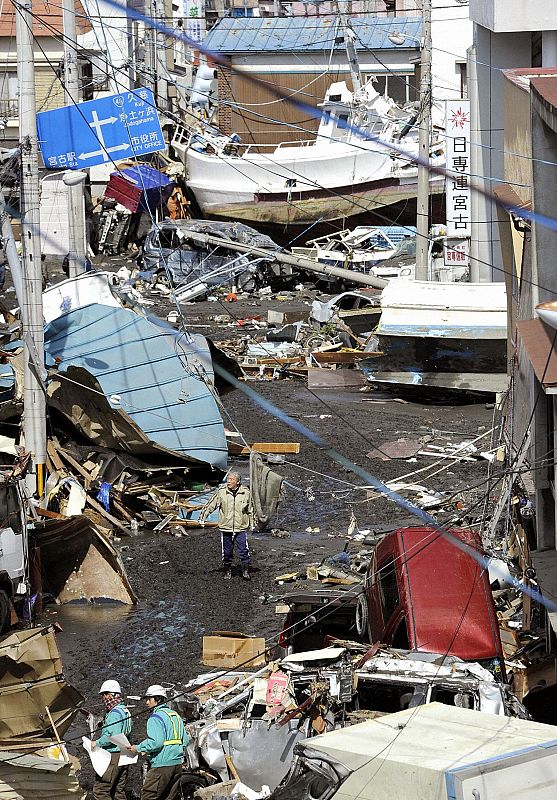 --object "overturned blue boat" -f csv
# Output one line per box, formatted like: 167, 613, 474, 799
44, 303, 228, 470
